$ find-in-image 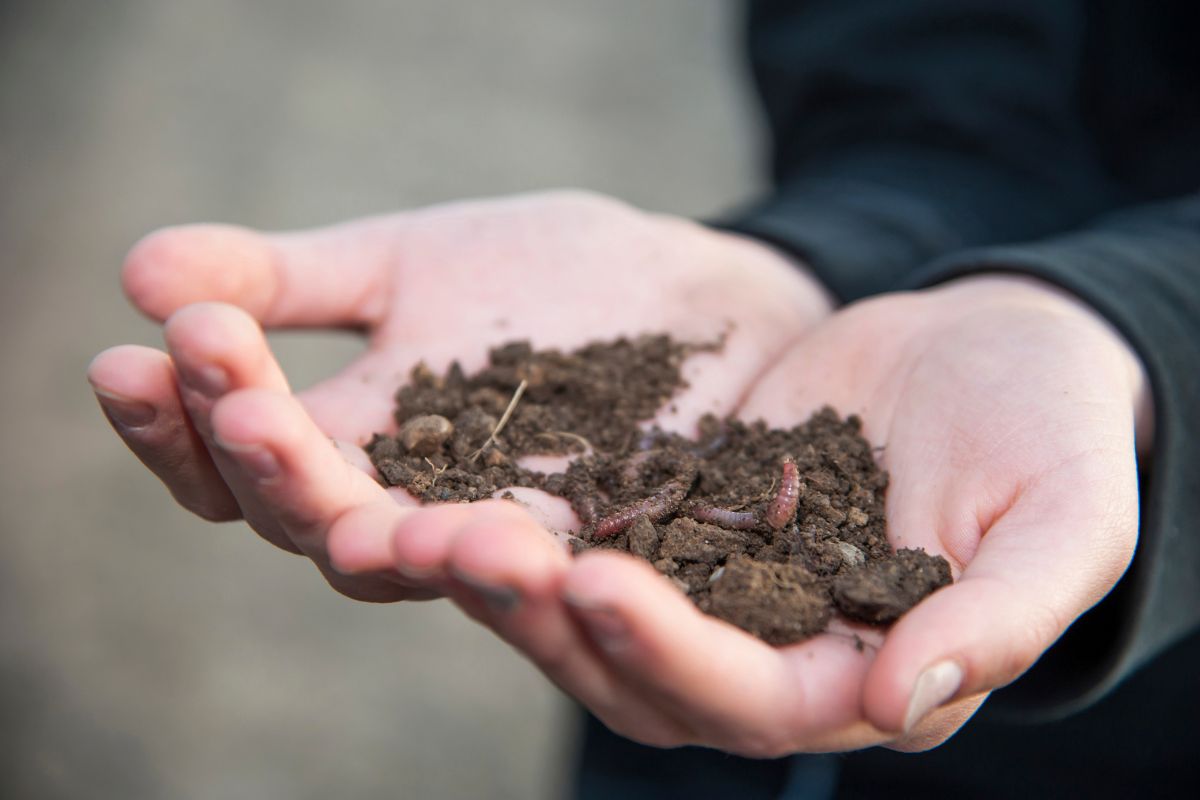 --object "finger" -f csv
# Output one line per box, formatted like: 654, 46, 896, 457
562, 552, 889, 755
123, 219, 395, 328
390, 503, 499, 582
437, 509, 689, 746
386, 497, 574, 579
163, 302, 291, 431
863, 461, 1139, 735
210, 387, 384, 537
322, 485, 421, 577
885, 693, 988, 753
162, 302, 305, 552
210, 387, 417, 600
88, 345, 240, 521
491, 487, 580, 538
157, 294, 396, 449
321, 502, 440, 602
